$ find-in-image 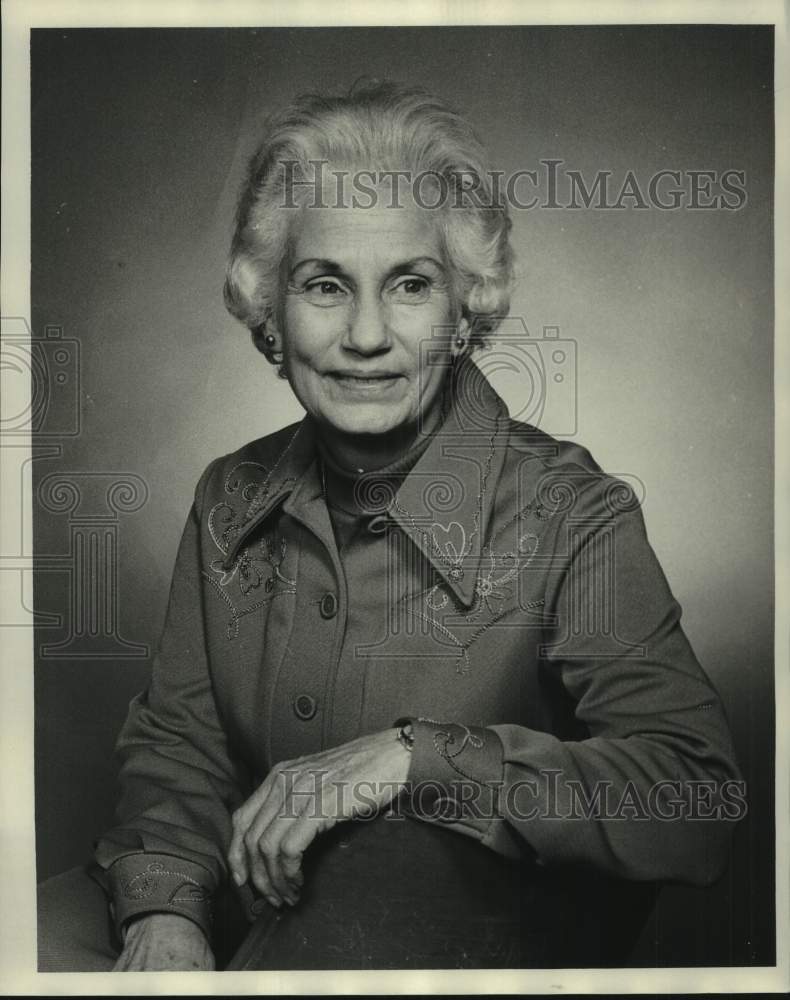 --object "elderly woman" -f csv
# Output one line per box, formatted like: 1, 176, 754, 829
38, 81, 742, 972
